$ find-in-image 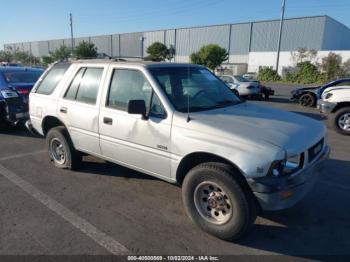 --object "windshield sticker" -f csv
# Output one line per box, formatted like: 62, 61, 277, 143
199, 70, 217, 81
